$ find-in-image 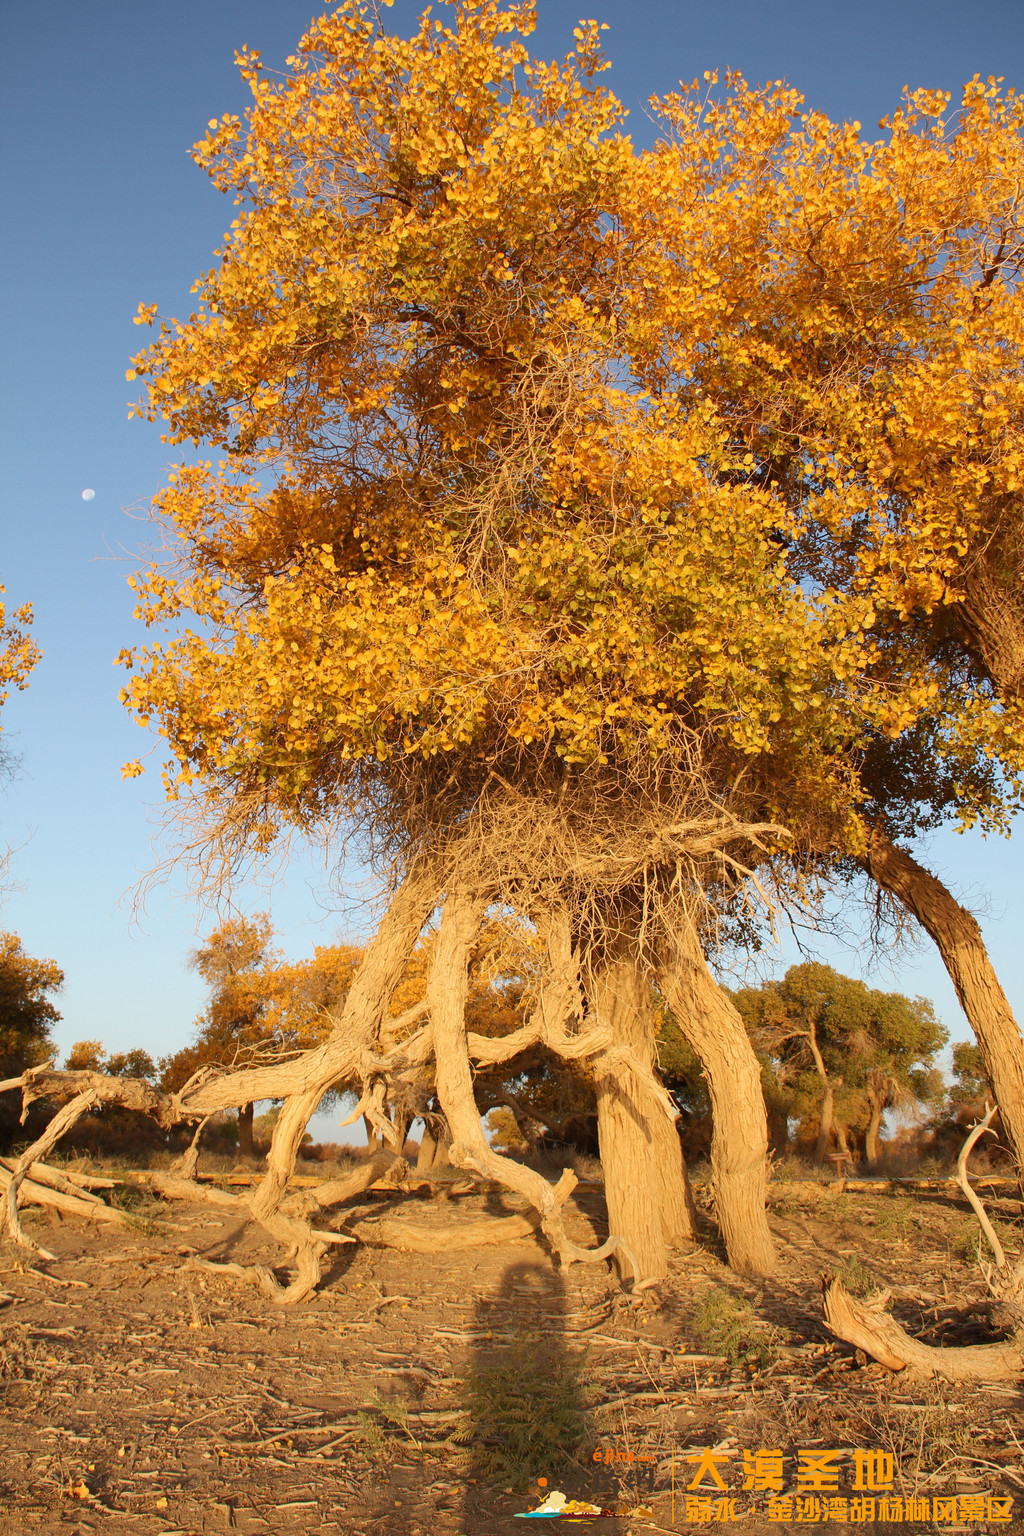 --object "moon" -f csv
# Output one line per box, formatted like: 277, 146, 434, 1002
81, 488, 96, 501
